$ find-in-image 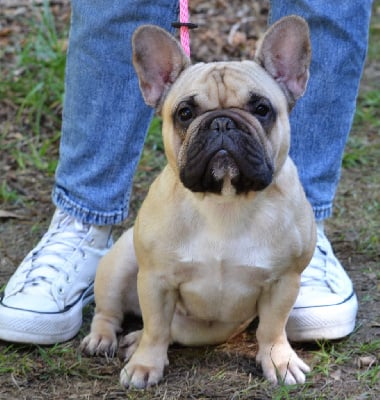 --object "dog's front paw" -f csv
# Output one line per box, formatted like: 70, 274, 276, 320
119, 349, 169, 389
256, 343, 310, 385
80, 331, 118, 357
